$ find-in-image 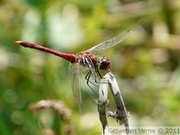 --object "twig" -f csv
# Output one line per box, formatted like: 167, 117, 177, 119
28, 100, 74, 135
100, 72, 130, 135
